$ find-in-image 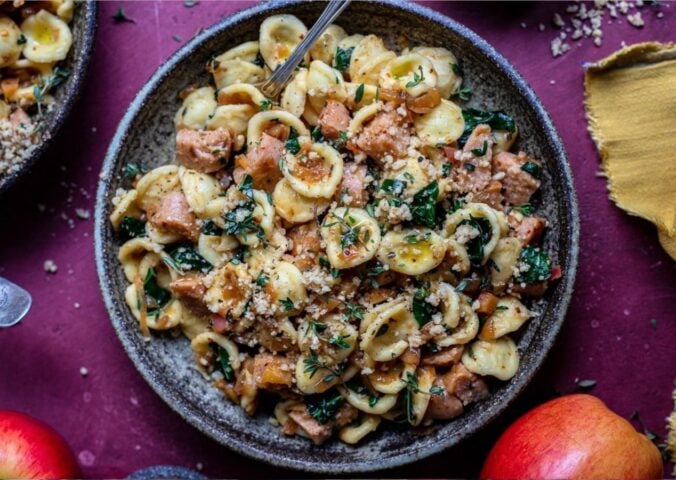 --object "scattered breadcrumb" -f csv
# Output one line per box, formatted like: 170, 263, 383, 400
196, 462, 204, 471
74, 302, 81, 309
79, 367, 89, 377
75, 208, 90, 220
546, 0, 662, 56
0, 120, 38, 177
43, 260, 58, 274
